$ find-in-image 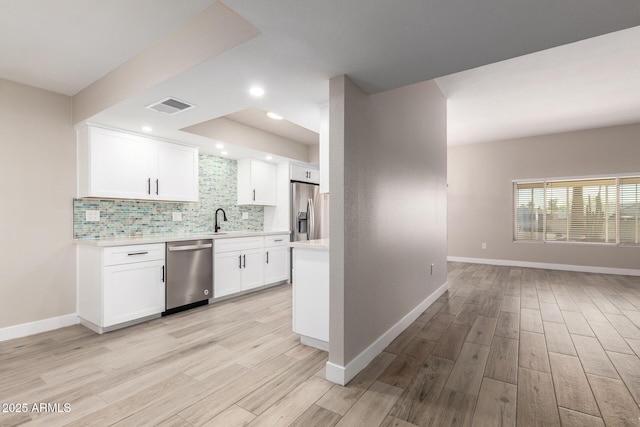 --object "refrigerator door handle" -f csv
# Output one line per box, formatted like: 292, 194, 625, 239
307, 198, 315, 240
